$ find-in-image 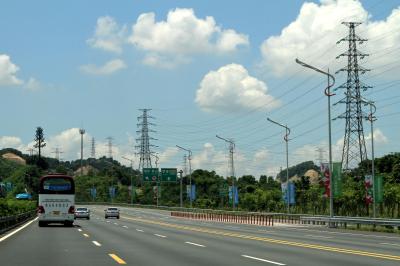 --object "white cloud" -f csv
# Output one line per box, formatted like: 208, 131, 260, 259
24, 77, 41, 91
365, 128, 388, 144
0, 54, 23, 86
0, 136, 24, 149
195, 64, 281, 112
158, 147, 179, 164
80, 59, 126, 75
261, 0, 400, 78
87, 16, 127, 54
129, 8, 249, 67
